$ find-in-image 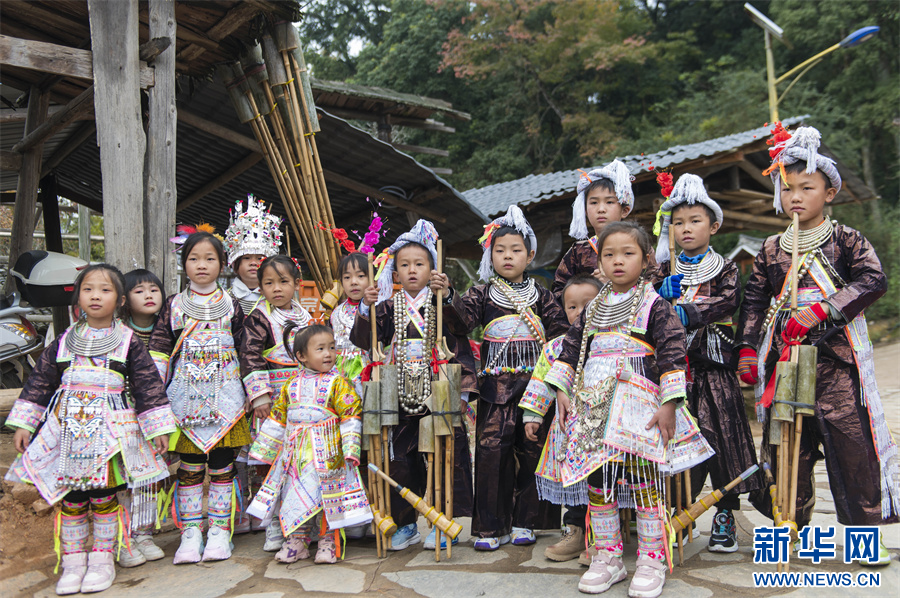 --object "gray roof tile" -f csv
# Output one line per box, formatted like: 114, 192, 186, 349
464, 116, 808, 218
